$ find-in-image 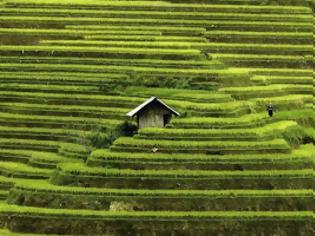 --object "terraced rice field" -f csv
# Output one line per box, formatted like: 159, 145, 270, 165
0, 0, 313, 235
